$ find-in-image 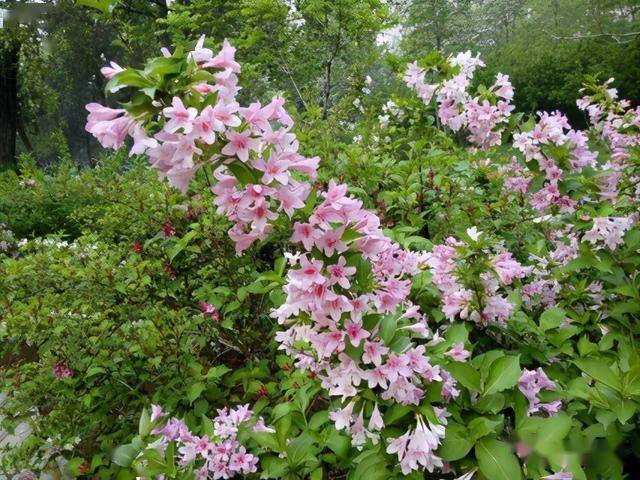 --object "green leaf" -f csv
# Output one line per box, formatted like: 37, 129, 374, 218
573, 357, 621, 391
438, 422, 474, 461
66, 457, 87, 476
475, 438, 522, 480
483, 355, 521, 395
112, 443, 140, 467
104, 69, 153, 93
539, 307, 566, 331
610, 397, 637, 424
446, 361, 481, 391
260, 455, 288, 478
86, 366, 106, 377
349, 450, 390, 480
201, 415, 215, 437
206, 365, 231, 380
577, 335, 598, 357
252, 431, 281, 452
227, 160, 259, 185
533, 413, 572, 455
384, 404, 412, 424
445, 323, 469, 343
379, 314, 396, 345
309, 410, 329, 430
138, 408, 151, 436
326, 429, 351, 459
286, 434, 316, 467
187, 382, 206, 404
76, 0, 117, 14
143, 56, 183, 78
468, 416, 503, 441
